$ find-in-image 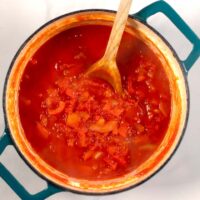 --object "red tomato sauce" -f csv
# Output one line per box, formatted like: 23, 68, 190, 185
19, 25, 171, 180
